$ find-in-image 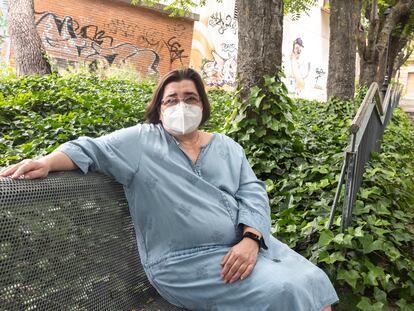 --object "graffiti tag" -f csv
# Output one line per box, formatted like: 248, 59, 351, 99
208, 12, 237, 35
35, 11, 160, 75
